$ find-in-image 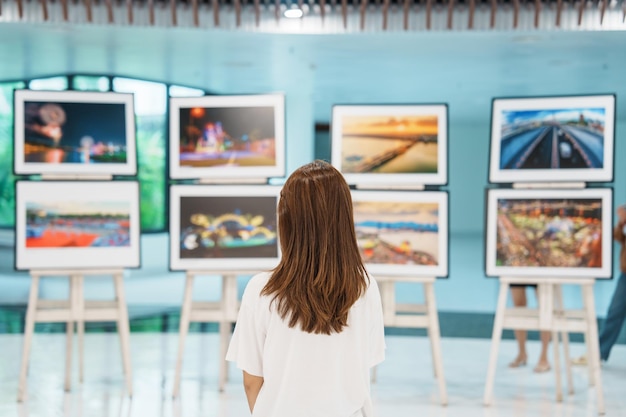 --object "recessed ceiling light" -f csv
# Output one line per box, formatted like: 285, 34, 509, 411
284, 8, 303, 18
